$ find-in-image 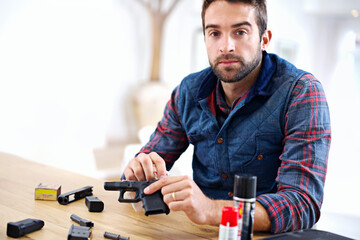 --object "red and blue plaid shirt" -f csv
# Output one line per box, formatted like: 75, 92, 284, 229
138, 52, 331, 233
